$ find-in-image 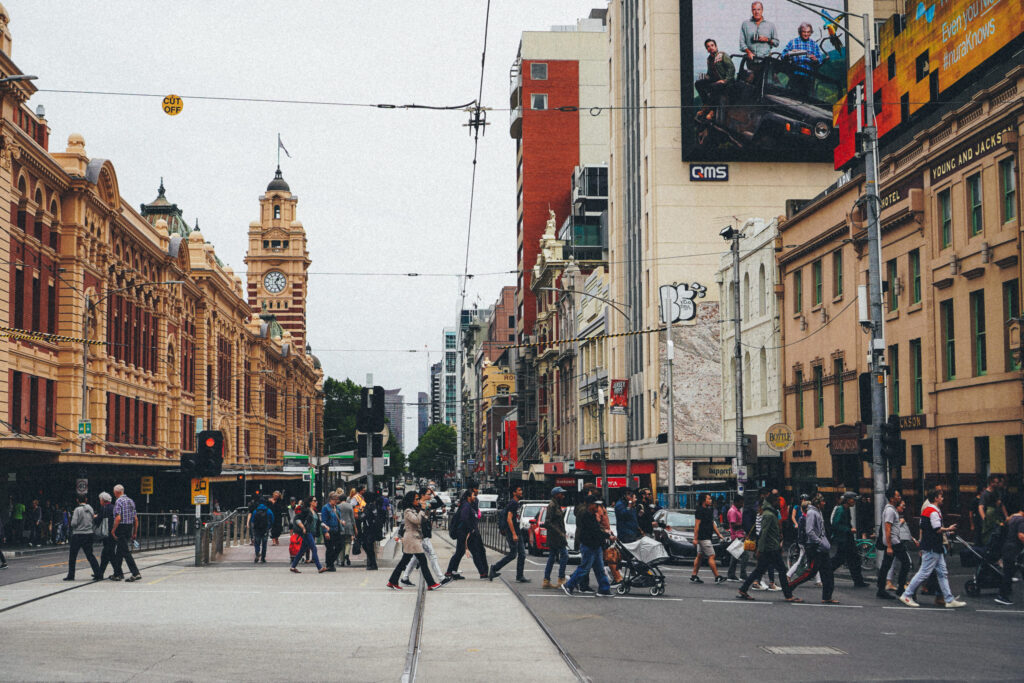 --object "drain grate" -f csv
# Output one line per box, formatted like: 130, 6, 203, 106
761, 646, 847, 656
